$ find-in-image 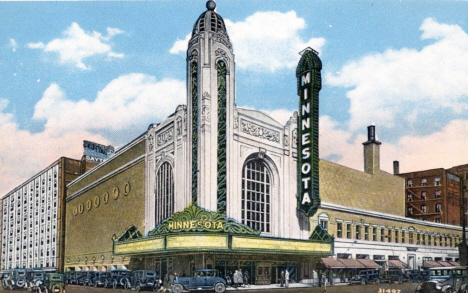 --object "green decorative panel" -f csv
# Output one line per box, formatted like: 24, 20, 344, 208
296, 48, 322, 217
216, 61, 227, 214
115, 226, 143, 241
191, 58, 198, 204
147, 203, 260, 236
310, 225, 334, 243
